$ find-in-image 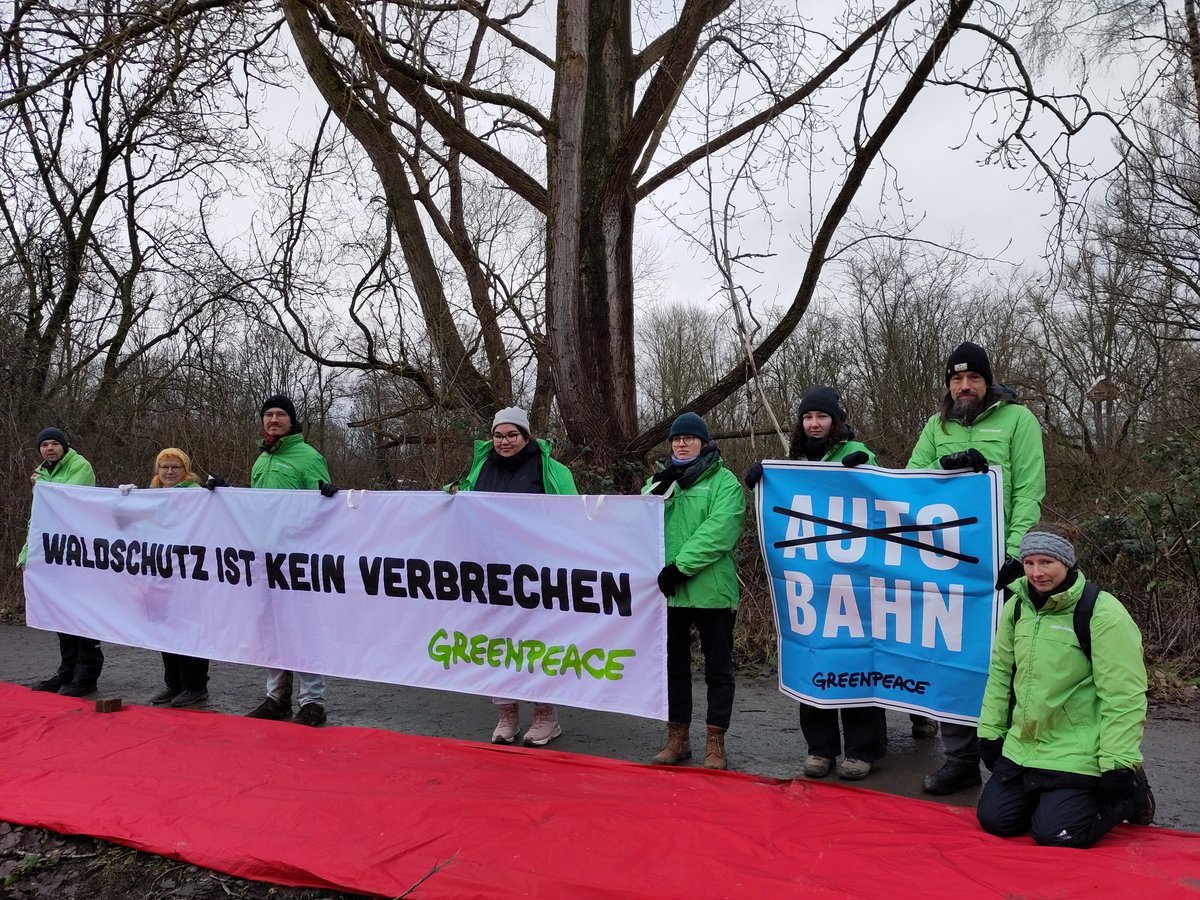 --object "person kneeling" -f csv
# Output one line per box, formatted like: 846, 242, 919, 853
975, 528, 1154, 848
